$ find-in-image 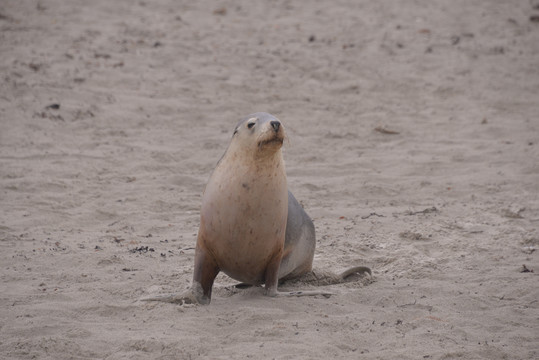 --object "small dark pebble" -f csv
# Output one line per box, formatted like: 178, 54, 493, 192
46, 104, 60, 110
213, 7, 227, 15
130, 246, 155, 253
530, 15, 539, 23
94, 53, 111, 59
308, 35, 316, 42
28, 63, 41, 71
